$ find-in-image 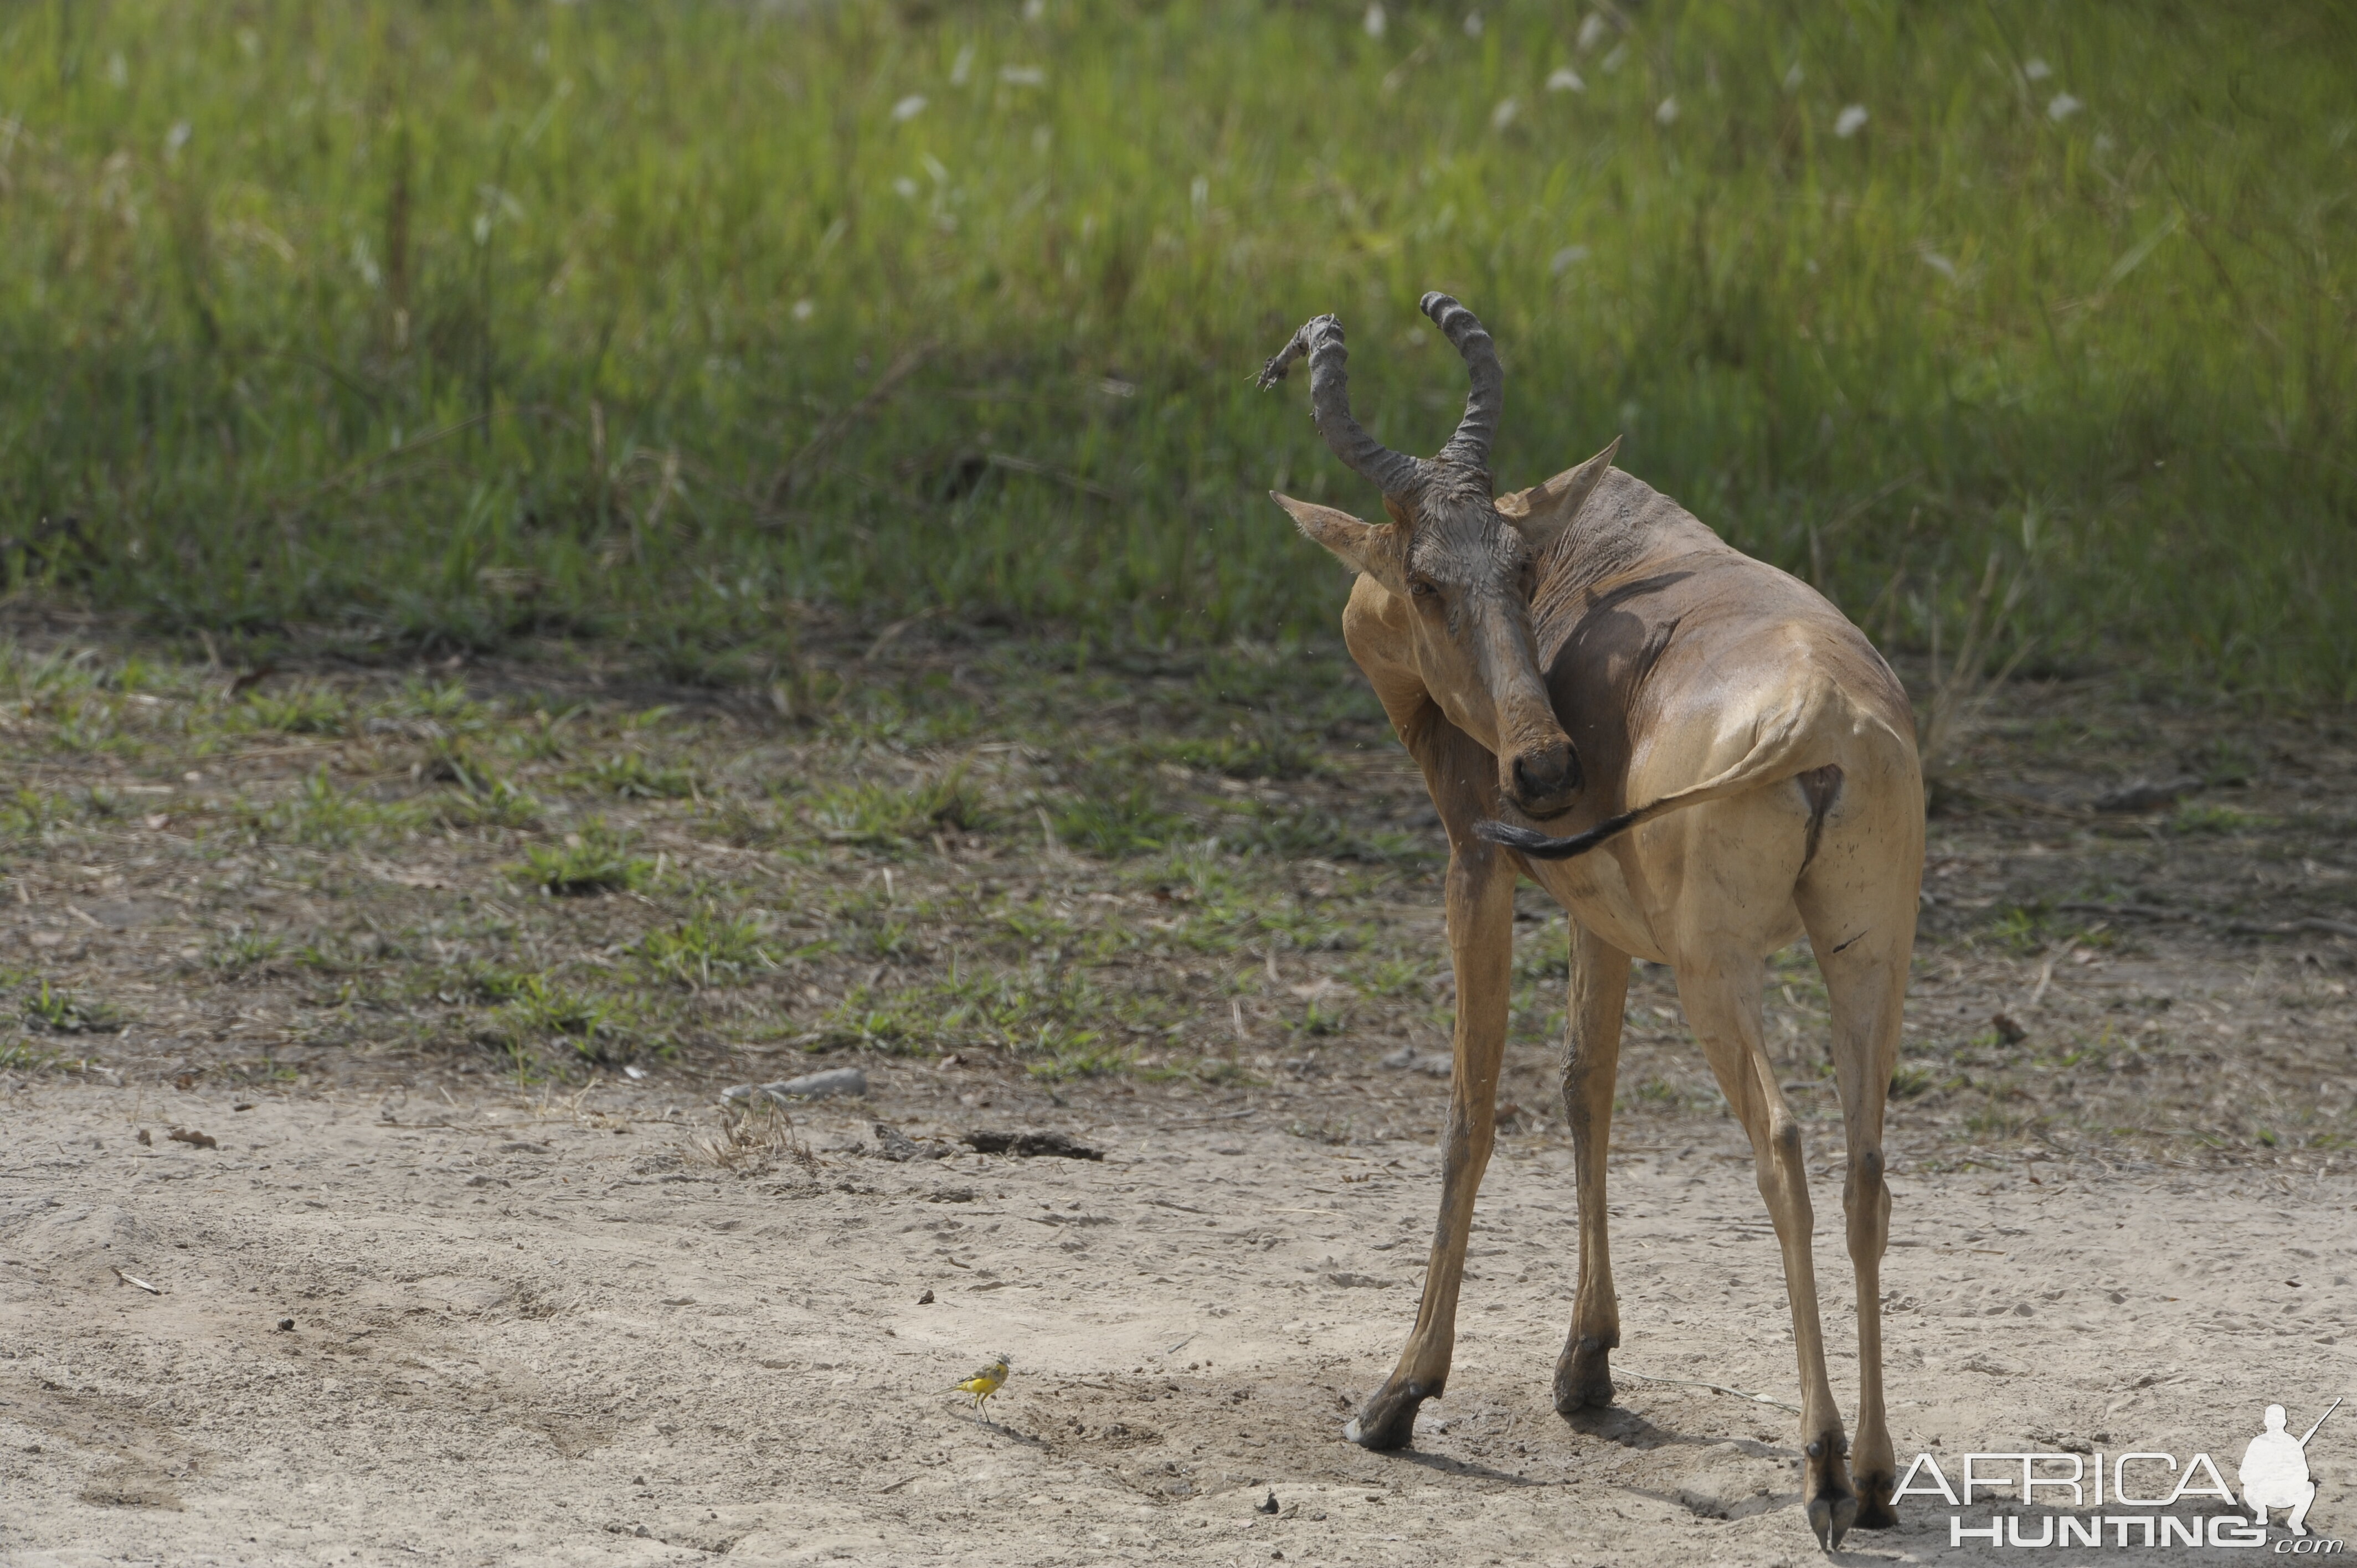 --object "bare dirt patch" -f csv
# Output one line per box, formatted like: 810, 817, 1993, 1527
4, 1083, 2354, 1565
